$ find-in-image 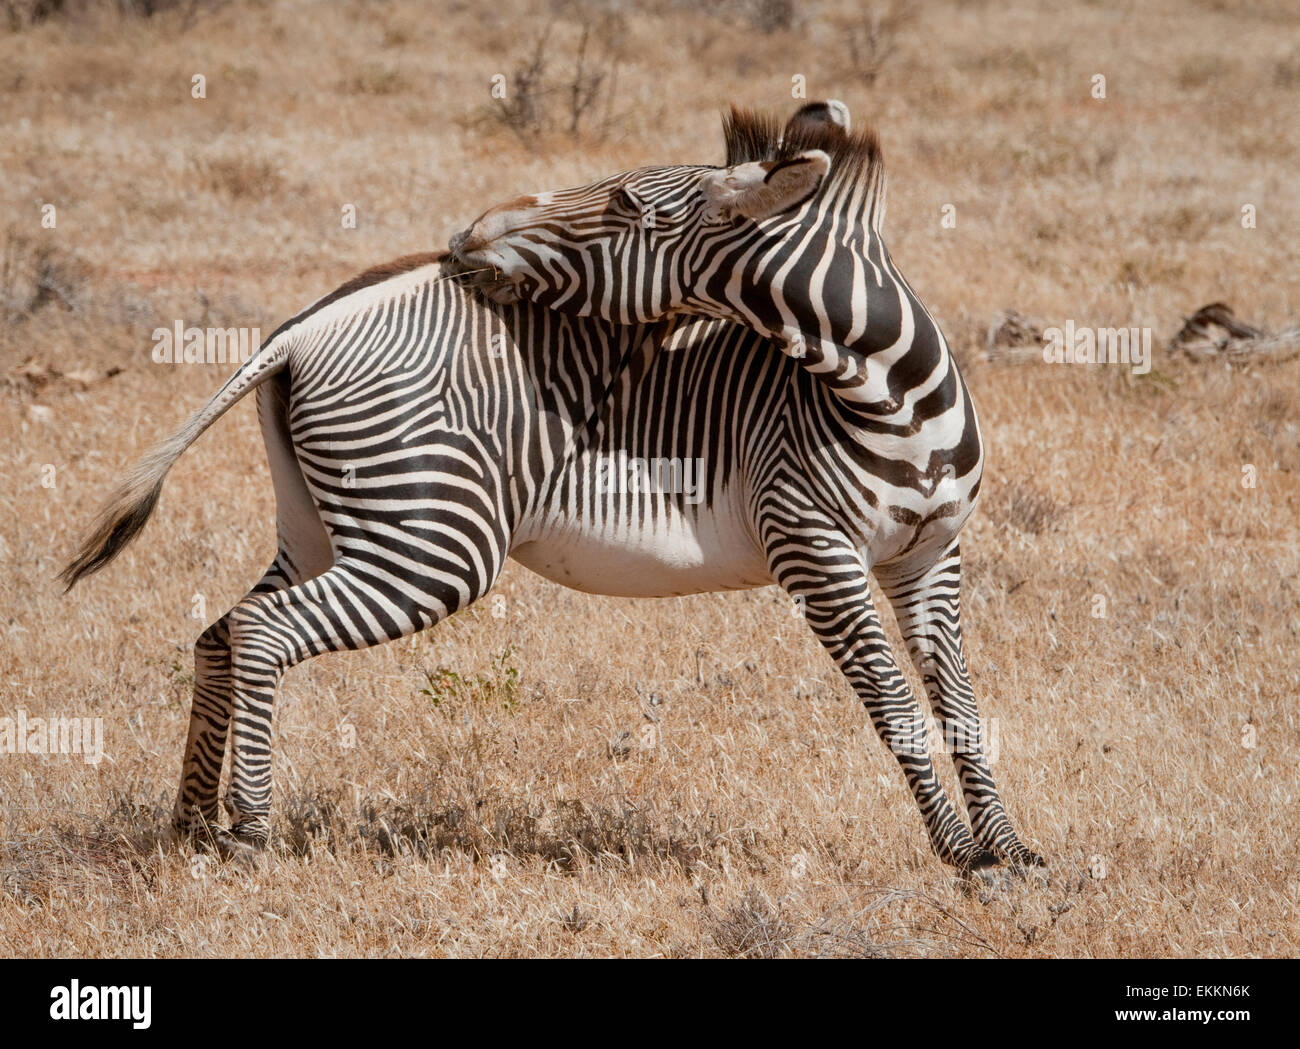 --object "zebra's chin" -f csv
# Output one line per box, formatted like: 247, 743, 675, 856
443, 250, 522, 304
